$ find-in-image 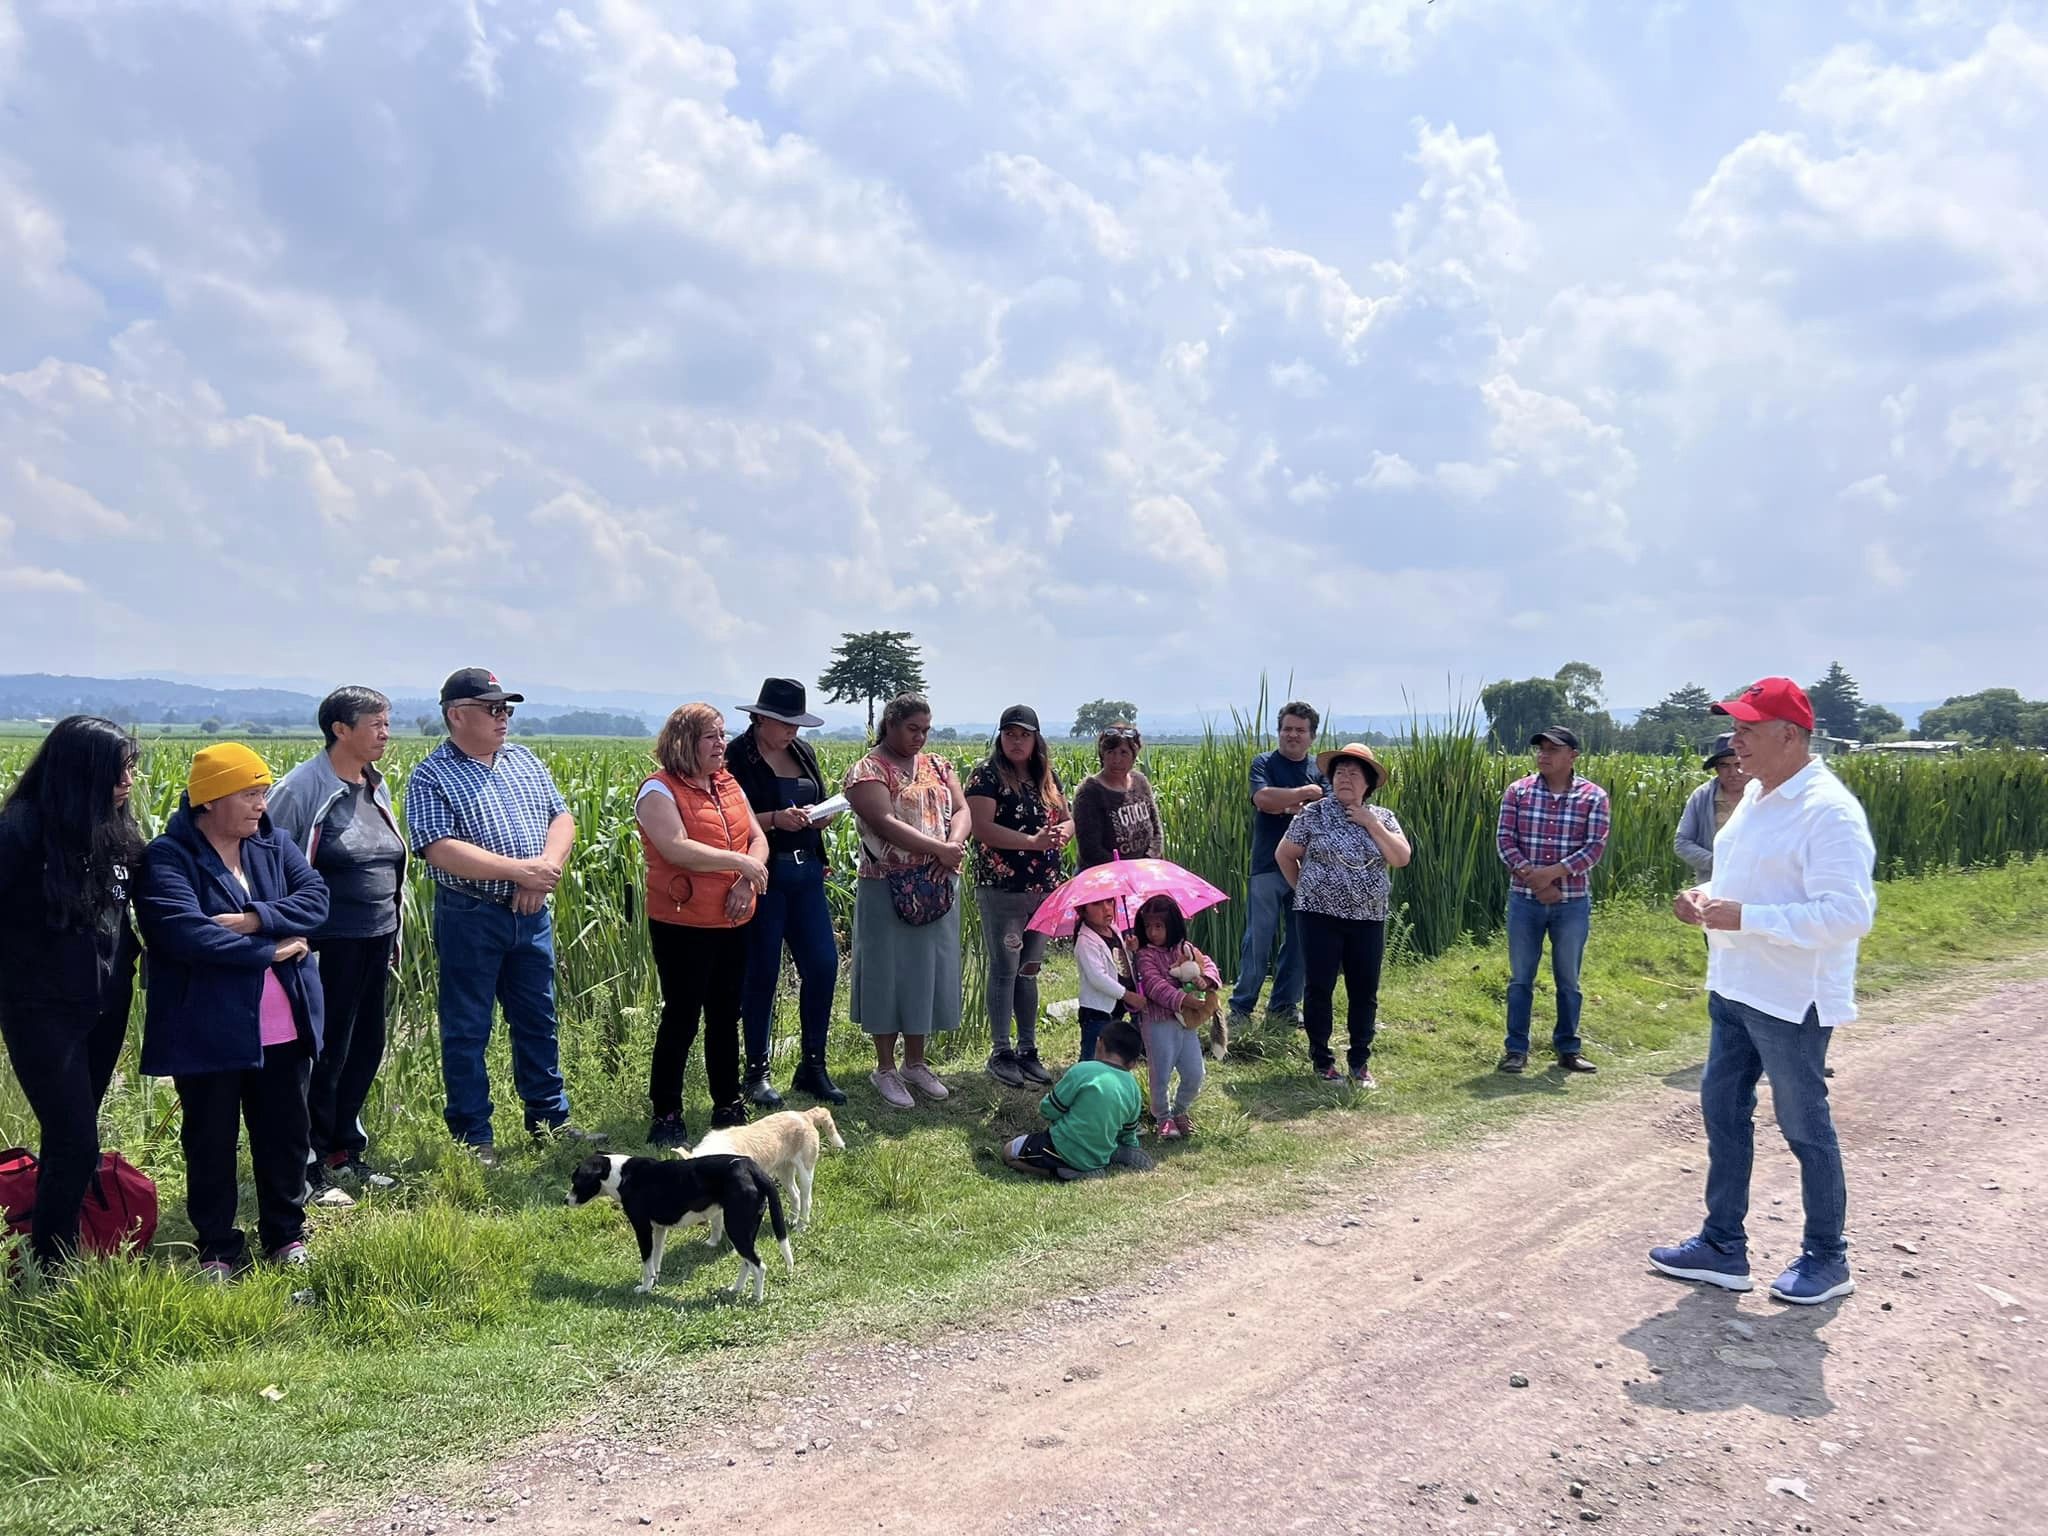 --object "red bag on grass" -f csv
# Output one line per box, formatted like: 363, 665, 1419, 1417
0, 1145, 158, 1258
